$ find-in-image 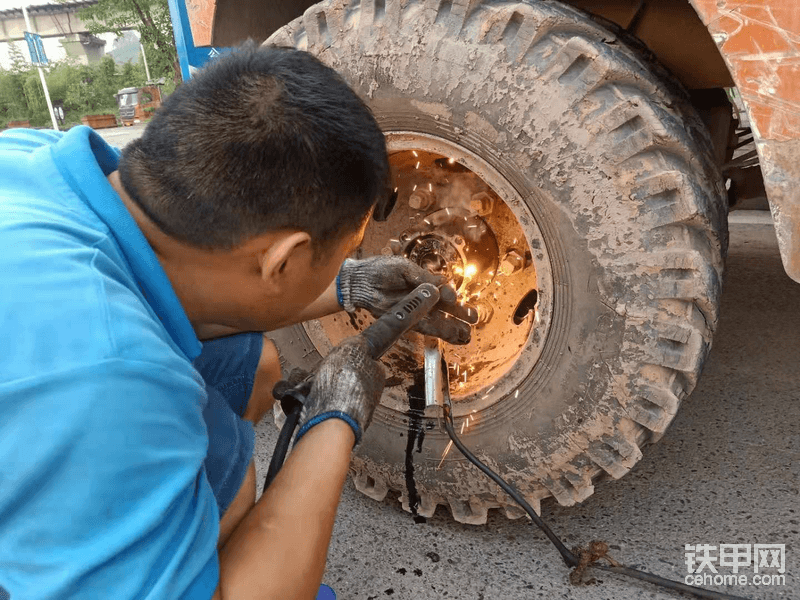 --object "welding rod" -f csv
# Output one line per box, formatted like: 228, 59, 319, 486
424, 337, 444, 409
